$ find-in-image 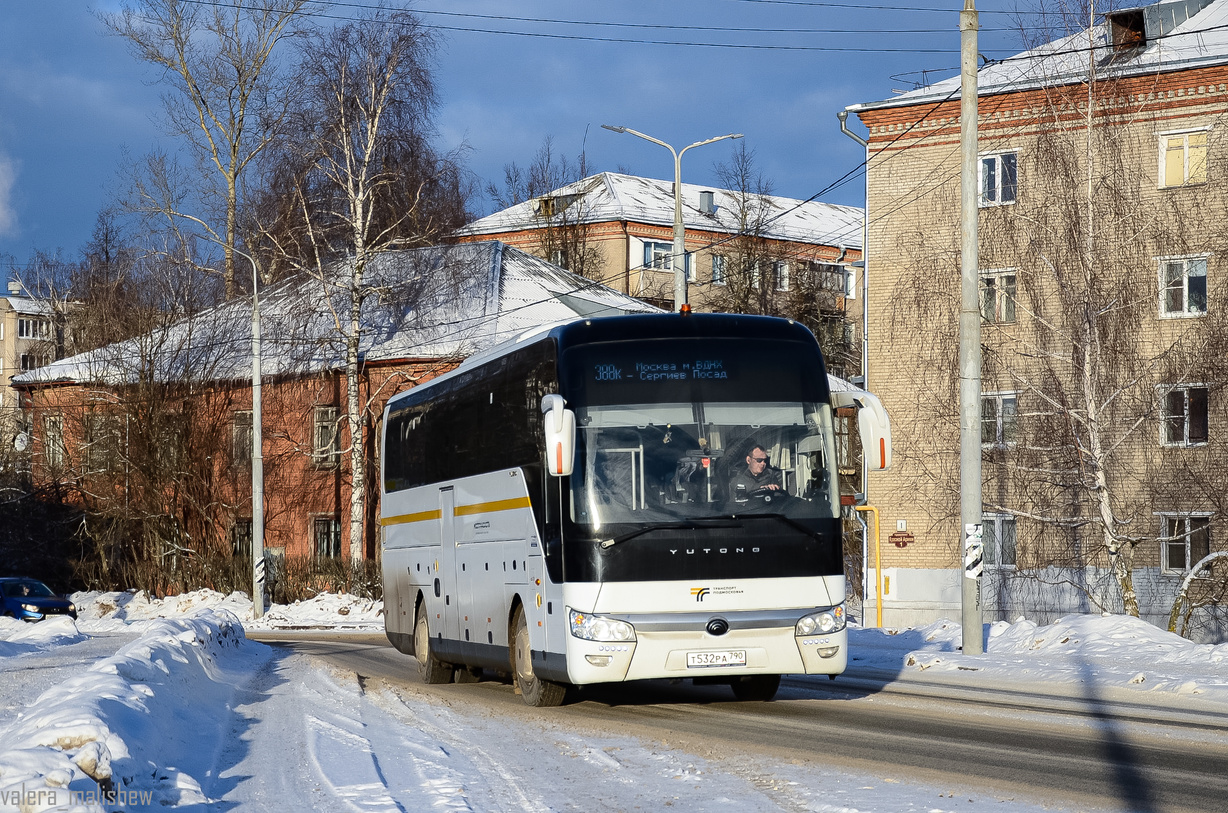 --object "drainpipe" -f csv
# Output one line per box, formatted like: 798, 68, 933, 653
838, 109, 874, 616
